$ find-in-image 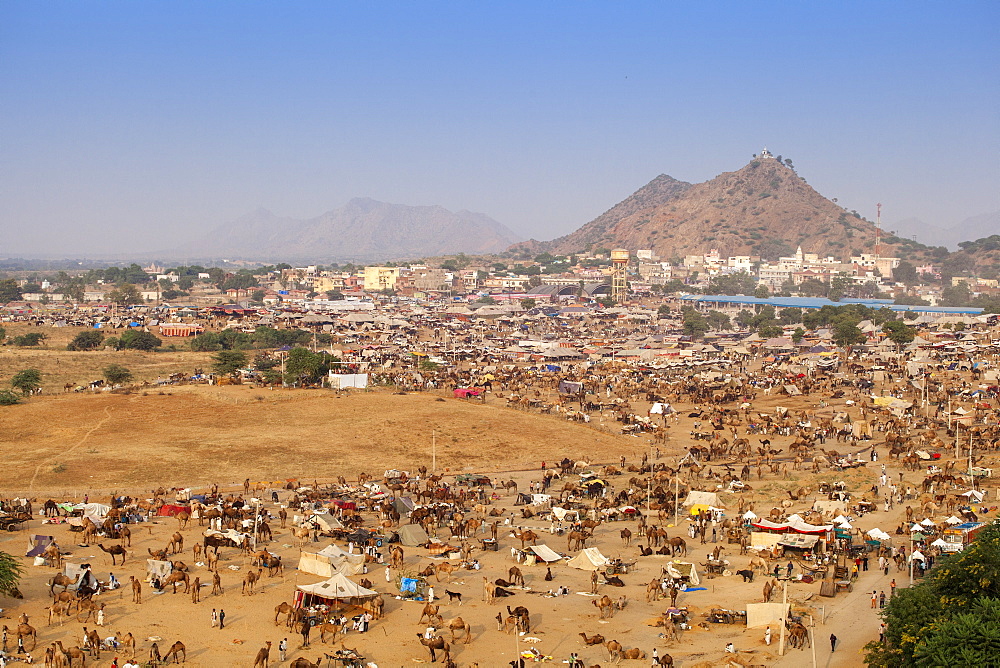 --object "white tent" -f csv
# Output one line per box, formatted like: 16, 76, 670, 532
567, 548, 610, 571
909, 550, 926, 562
528, 544, 563, 563
683, 491, 726, 508
945, 516, 963, 525
961, 490, 985, 503
664, 561, 700, 586
297, 572, 378, 602
866, 528, 892, 541
298, 545, 365, 577
931, 538, 948, 548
